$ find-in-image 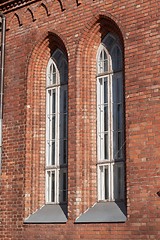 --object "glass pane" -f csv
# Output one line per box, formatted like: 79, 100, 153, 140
99, 166, 103, 200
98, 50, 105, 74
113, 131, 117, 159
52, 115, 55, 139
117, 47, 122, 70
112, 46, 117, 71
63, 114, 67, 139
63, 90, 67, 113
53, 64, 56, 84
118, 131, 122, 159
60, 60, 64, 84
47, 141, 50, 165
114, 164, 124, 200
48, 90, 51, 109
51, 172, 55, 202
49, 65, 52, 84
104, 166, 109, 200
104, 106, 108, 131
118, 104, 123, 130
52, 90, 56, 113
63, 172, 67, 202
104, 79, 108, 104
117, 78, 122, 103
60, 61, 68, 84
63, 140, 67, 164
104, 133, 108, 160
104, 51, 108, 72
105, 34, 115, 49
50, 64, 56, 85
112, 46, 122, 71
51, 141, 55, 165
112, 77, 117, 104
47, 171, 50, 201
100, 50, 103, 61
